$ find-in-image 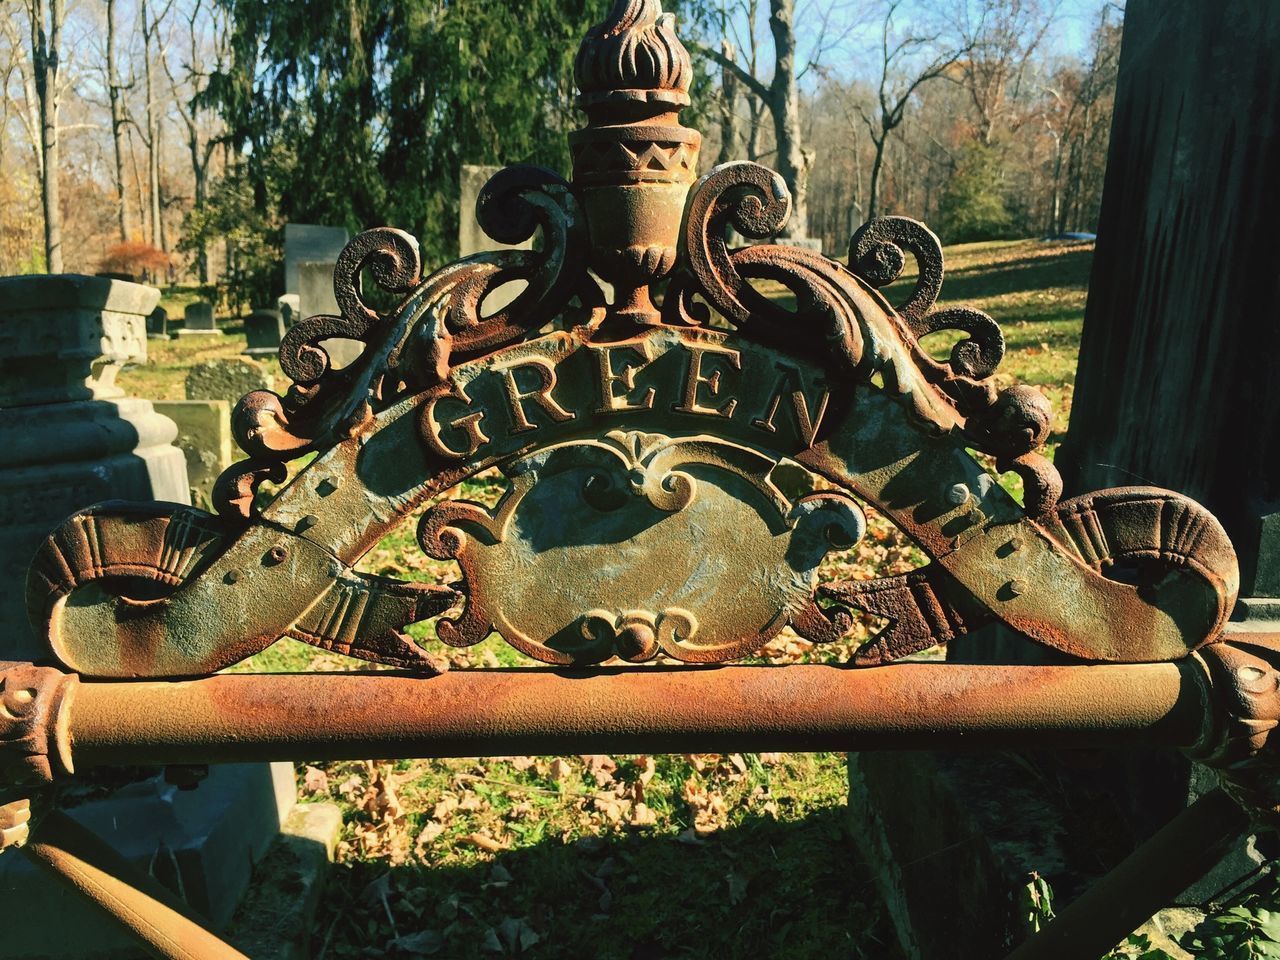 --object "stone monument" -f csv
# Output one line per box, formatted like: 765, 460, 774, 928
179, 299, 221, 336
284, 223, 349, 298
0, 275, 190, 662
243, 308, 285, 357
276, 293, 300, 328
146, 305, 168, 339
0, 277, 296, 959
